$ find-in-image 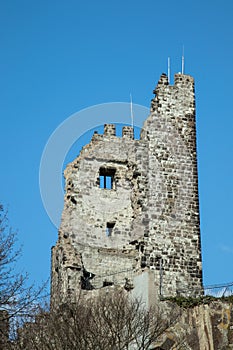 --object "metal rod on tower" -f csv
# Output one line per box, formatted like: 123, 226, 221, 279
182, 46, 185, 74
130, 93, 134, 129
168, 57, 170, 83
